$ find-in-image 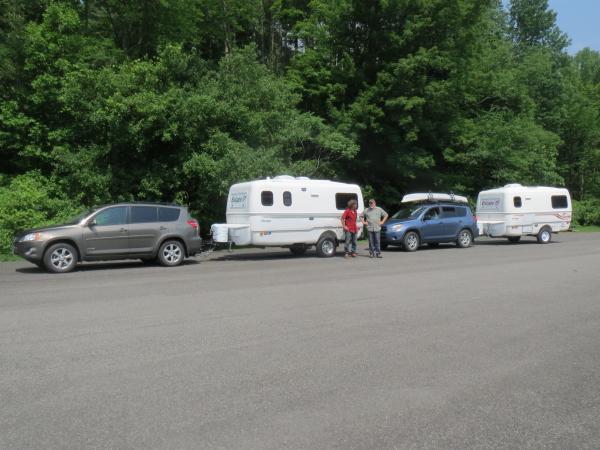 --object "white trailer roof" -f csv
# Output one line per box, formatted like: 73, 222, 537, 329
230, 175, 361, 190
